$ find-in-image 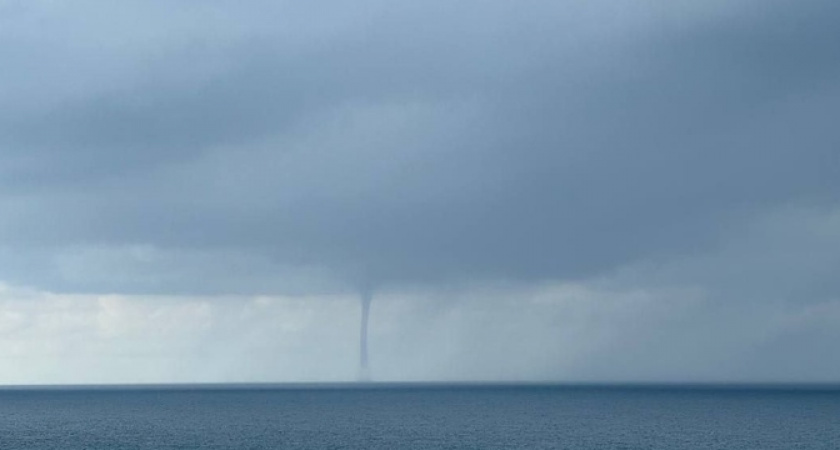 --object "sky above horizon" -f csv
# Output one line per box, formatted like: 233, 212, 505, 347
0, 0, 838, 384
